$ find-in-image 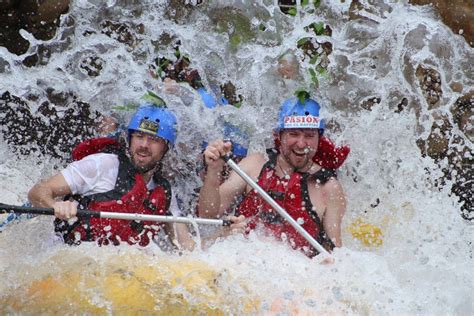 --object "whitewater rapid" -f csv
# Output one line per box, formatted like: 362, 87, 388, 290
0, 0, 472, 314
